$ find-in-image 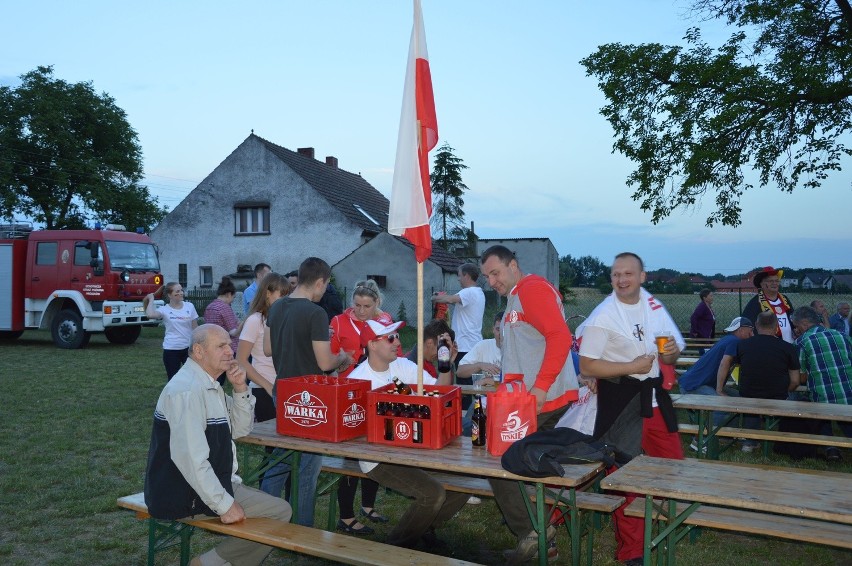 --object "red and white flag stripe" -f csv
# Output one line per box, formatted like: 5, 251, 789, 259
388, 0, 437, 263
